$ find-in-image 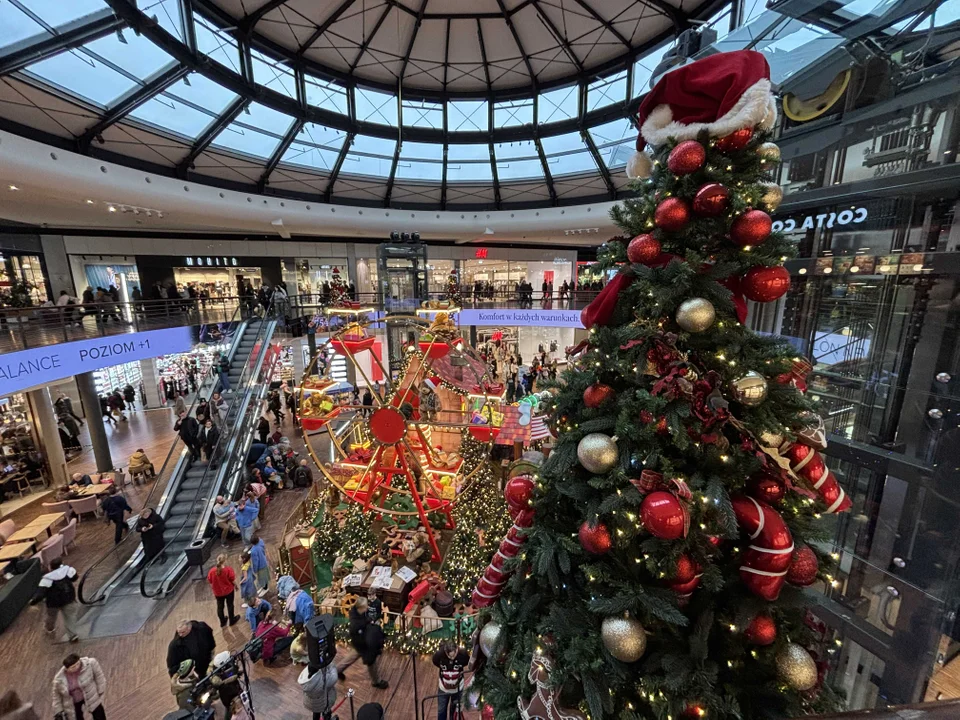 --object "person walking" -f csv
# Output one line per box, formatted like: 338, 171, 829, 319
174, 393, 187, 417
99, 396, 117, 427
432, 640, 470, 720
249, 534, 270, 596
101, 485, 133, 545
257, 414, 270, 445
122, 384, 137, 412
166, 619, 216, 678
174, 411, 201, 462
55, 392, 84, 425
136, 507, 166, 564
51, 654, 107, 720
299, 661, 338, 720
32, 558, 80, 643
267, 393, 284, 424
293, 458, 314, 488
336, 597, 388, 689
235, 495, 259, 545
206, 554, 240, 628
58, 416, 81, 453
